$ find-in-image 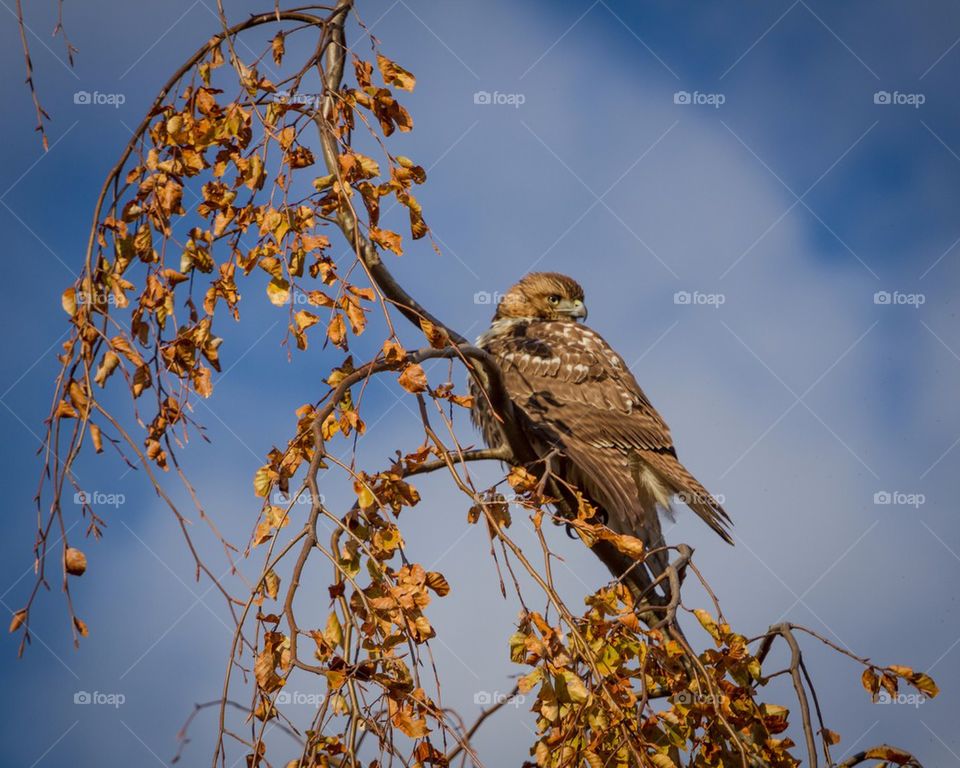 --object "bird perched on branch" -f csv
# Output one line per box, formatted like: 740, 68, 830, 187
471, 272, 731, 604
